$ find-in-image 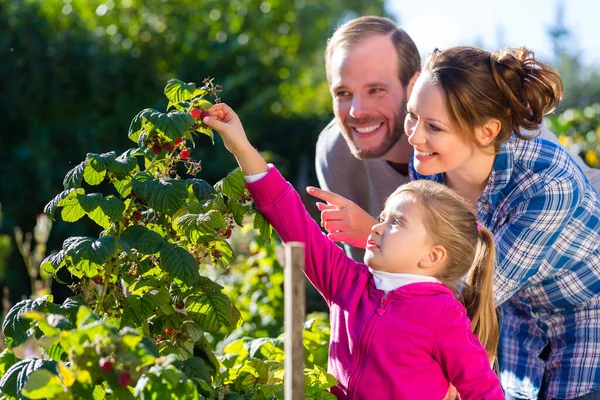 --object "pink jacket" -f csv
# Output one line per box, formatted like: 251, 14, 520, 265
246, 167, 504, 399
